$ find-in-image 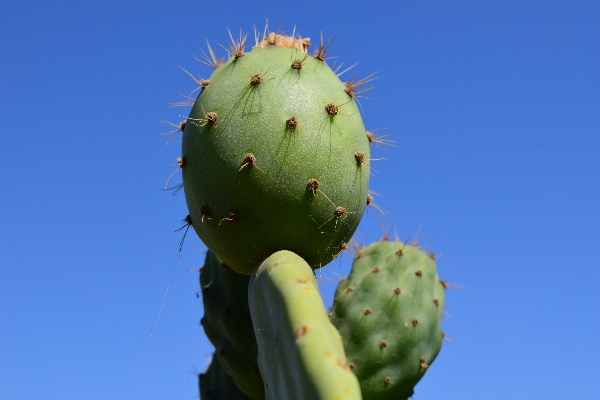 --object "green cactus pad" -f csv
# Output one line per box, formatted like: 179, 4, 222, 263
182, 37, 370, 274
248, 250, 362, 400
200, 250, 264, 399
330, 240, 445, 400
199, 355, 255, 400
